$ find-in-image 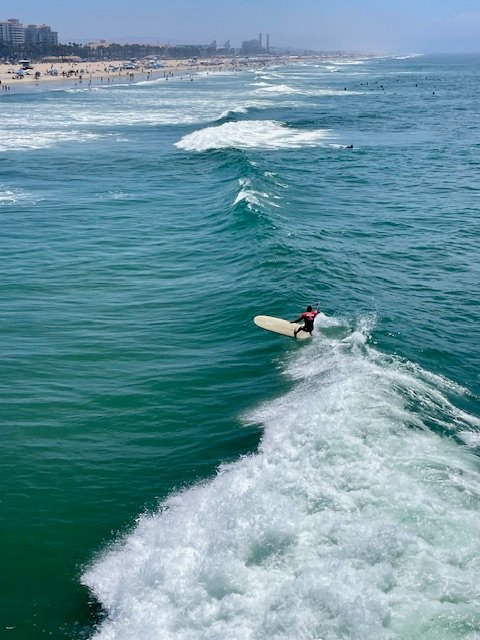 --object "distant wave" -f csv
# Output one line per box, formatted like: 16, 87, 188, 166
329, 59, 367, 66
216, 102, 268, 122
219, 105, 249, 118
254, 83, 300, 95
255, 73, 283, 81
175, 120, 331, 152
394, 54, 424, 60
